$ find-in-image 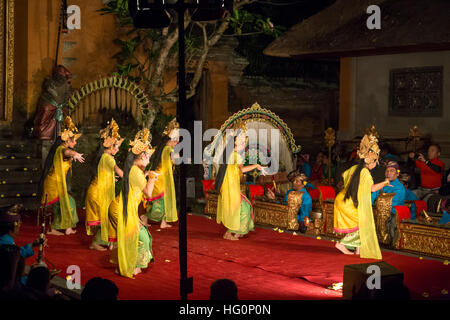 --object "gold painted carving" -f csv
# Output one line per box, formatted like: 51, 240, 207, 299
0, 0, 14, 124
398, 222, 450, 259
287, 191, 302, 230
374, 192, 395, 245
